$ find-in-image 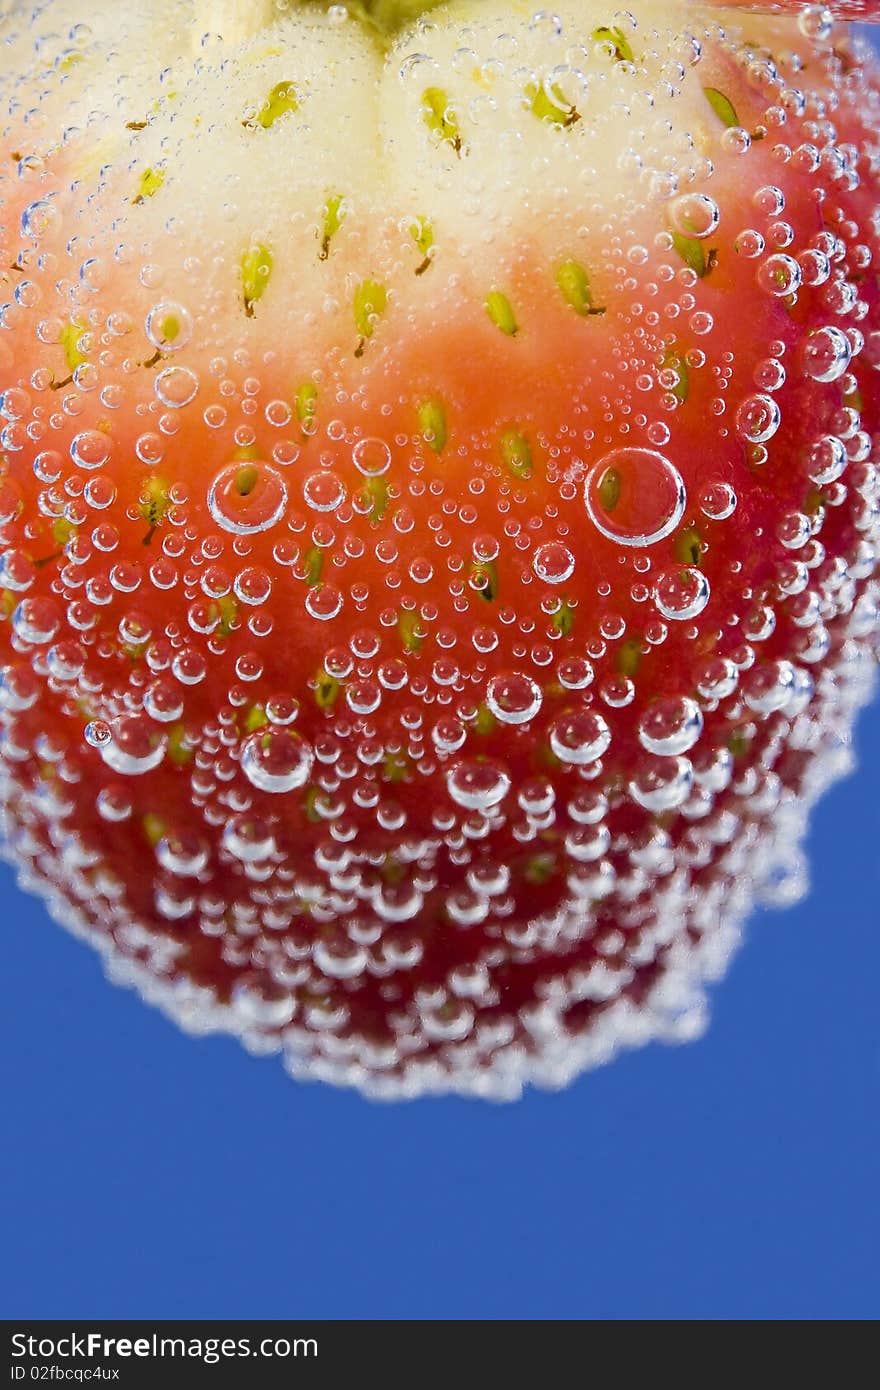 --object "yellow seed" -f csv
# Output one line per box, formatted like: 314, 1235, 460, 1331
421, 87, 462, 153
353, 279, 388, 355
167, 724, 193, 766
555, 260, 604, 317
246, 80, 299, 130
500, 429, 533, 479
662, 345, 689, 404
59, 318, 88, 373
244, 704, 268, 733
486, 291, 517, 337
674, 526, 704, 566
304, 546, 323, 587
138, 474, 171, 543
592, 24, 633, 62
296, 382, 318, 428
397, 609, 423, 652
597, 466, 621, 513
703, 86, 739, 128
366, 477, 389, 527
551, 600, 575, 637
319, 193, 344, 260
133, 165, 165, 203
241, 242, 273, 317
525, 79, 579, 128
617, 636, 642, 678
314, 669, 341, 710
142, 813, 165, 847
671, 232, 716, 278
410, 216, 434, 274
417, 398, 447, 453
